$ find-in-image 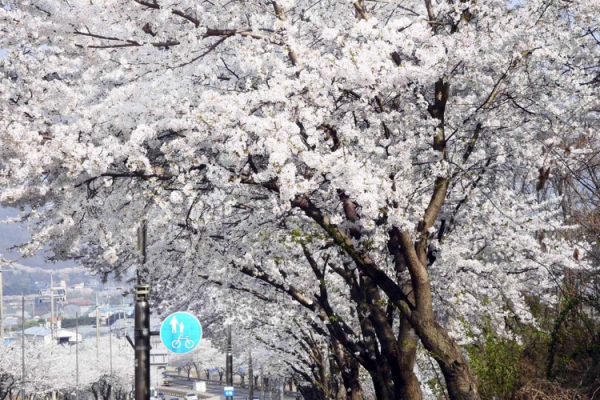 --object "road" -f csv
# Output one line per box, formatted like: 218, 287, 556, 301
160, 373, 299, 400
